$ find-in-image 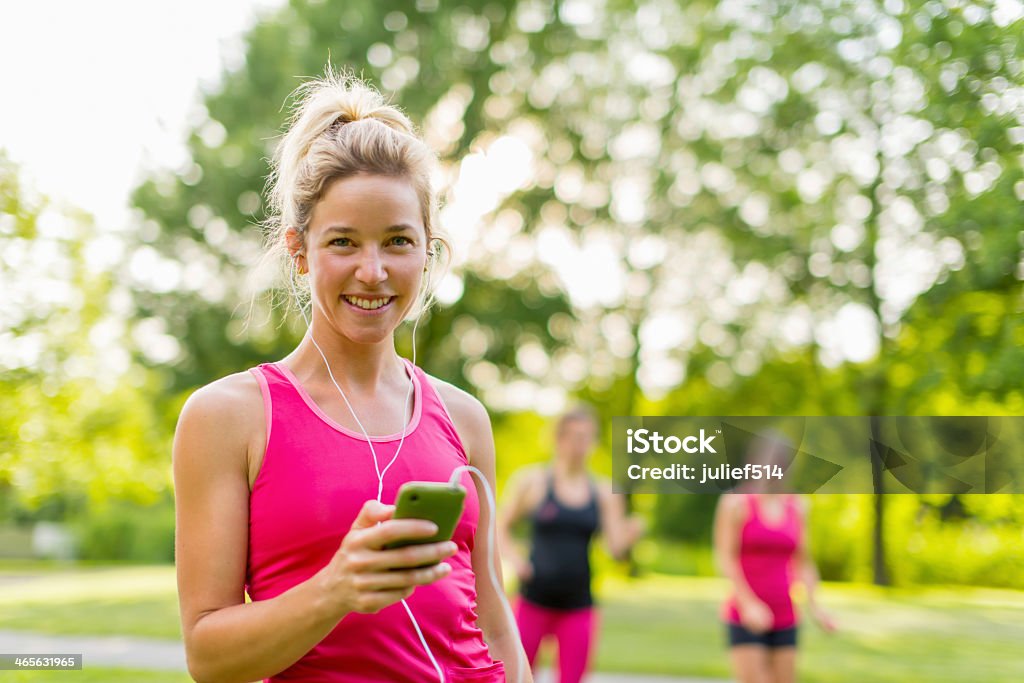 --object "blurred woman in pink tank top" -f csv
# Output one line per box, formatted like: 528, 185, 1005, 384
713, 432, 836, 683
173, 69, 530, 682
